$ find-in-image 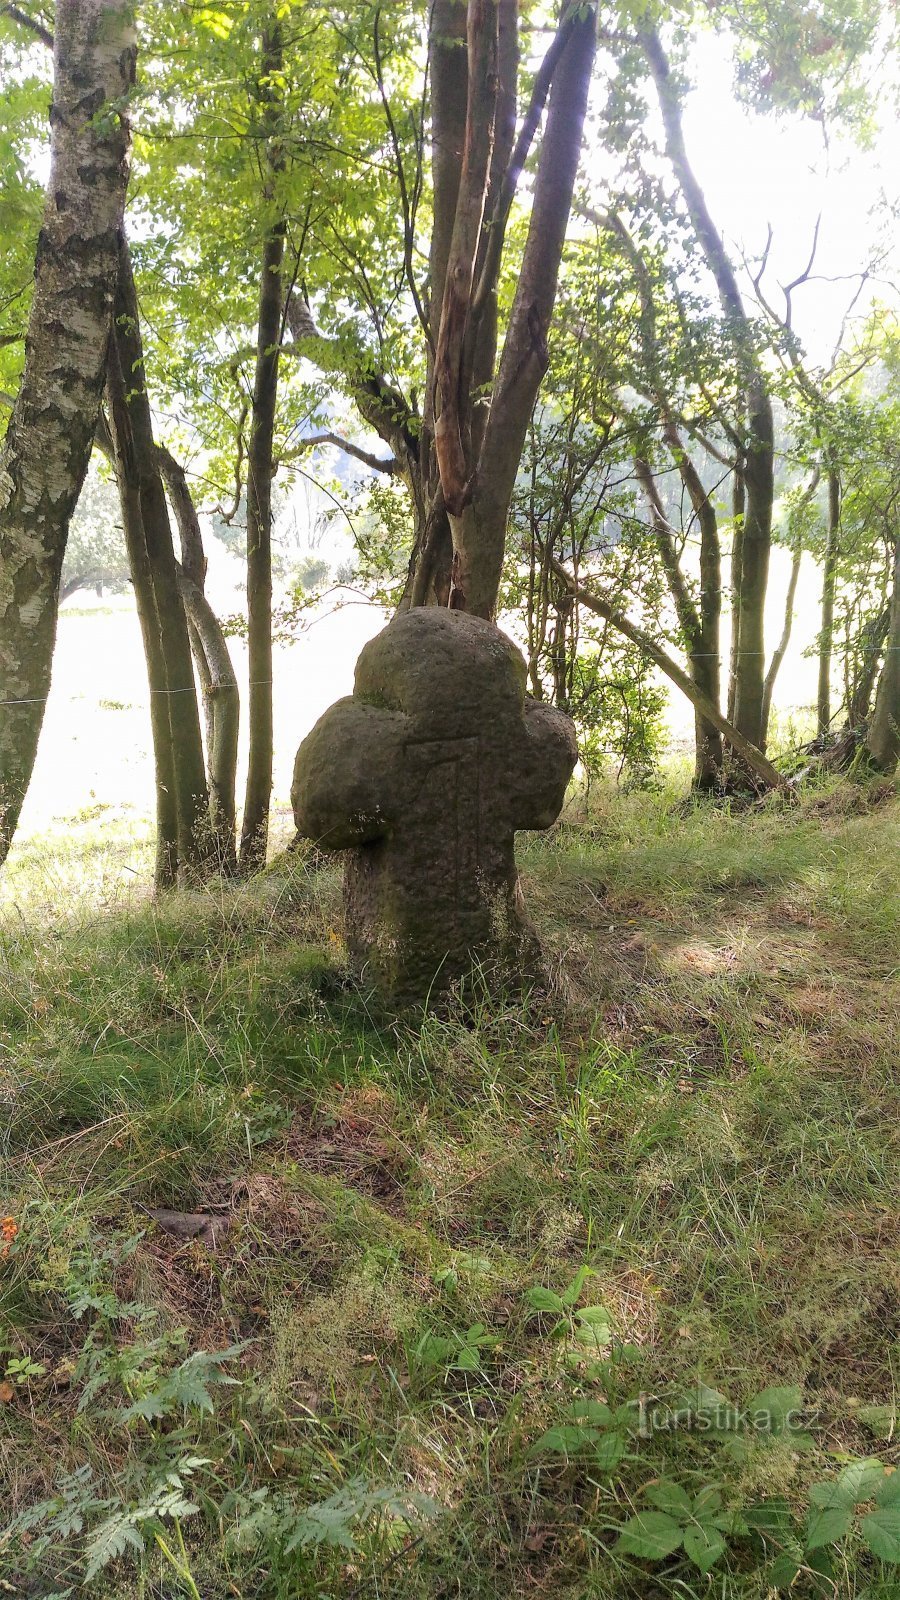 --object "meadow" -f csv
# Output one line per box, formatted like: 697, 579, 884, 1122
0, 779, 897, 1598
